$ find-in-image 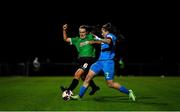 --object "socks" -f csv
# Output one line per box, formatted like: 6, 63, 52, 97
119, 86, 129, 94
89, 80, 97, 89
68, 79, 79, 91
79, 86, 88, 98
